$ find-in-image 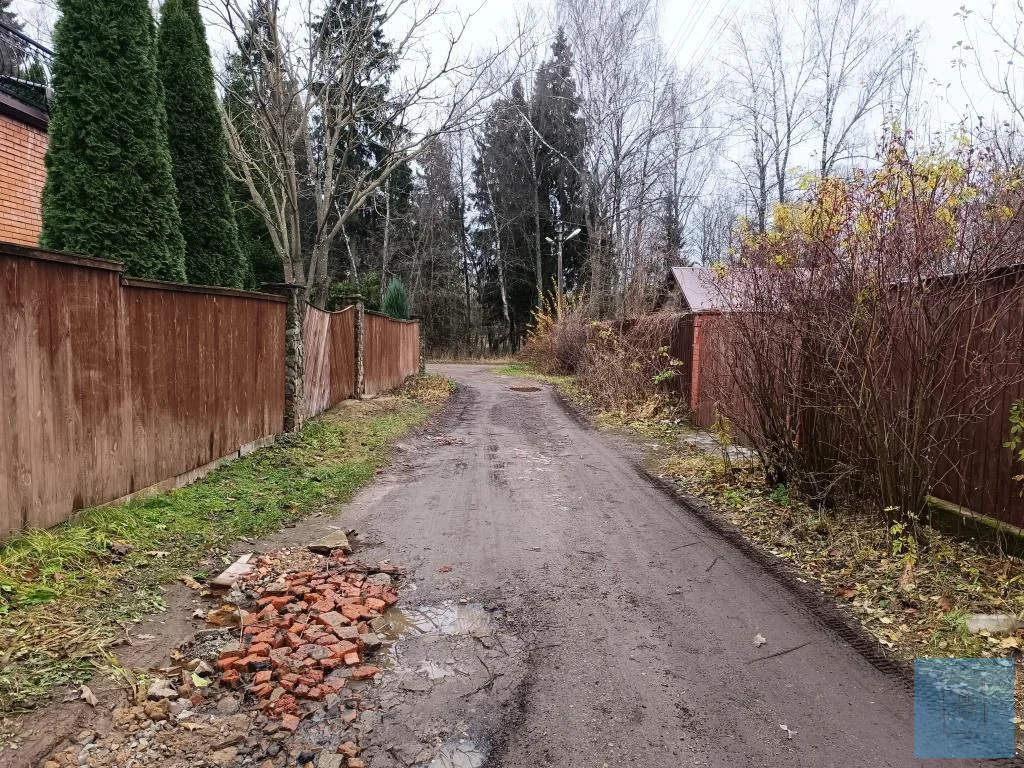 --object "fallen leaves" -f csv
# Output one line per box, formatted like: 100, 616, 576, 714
205, 605, 241, 628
